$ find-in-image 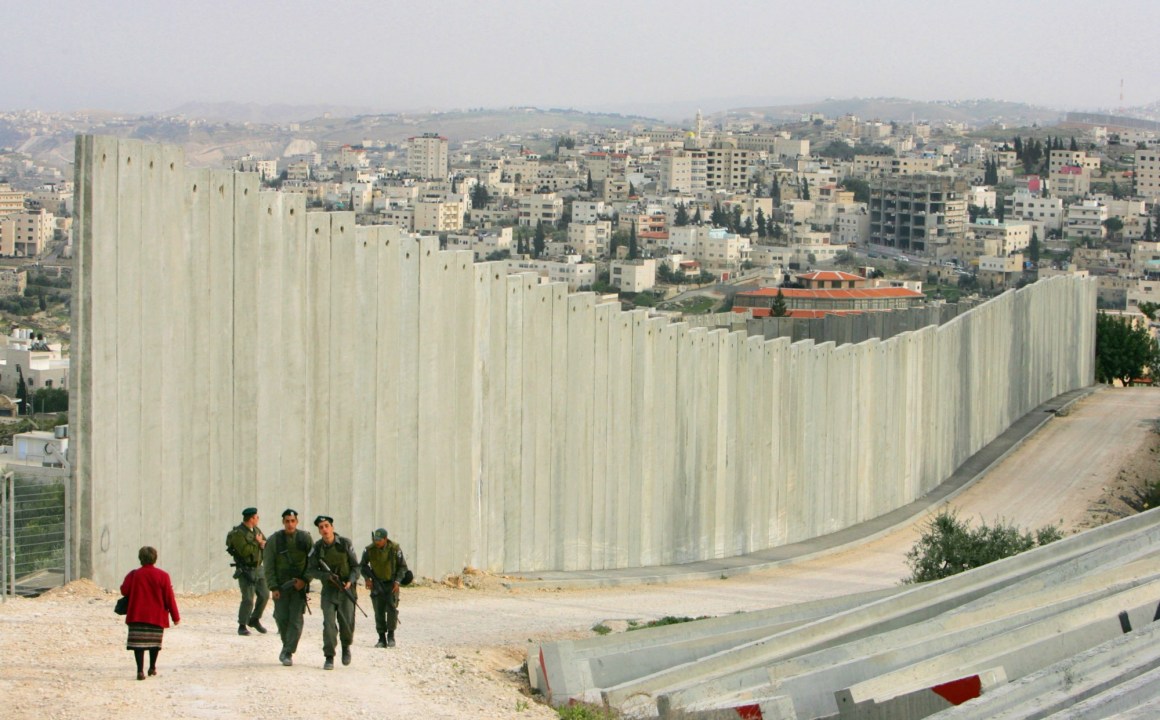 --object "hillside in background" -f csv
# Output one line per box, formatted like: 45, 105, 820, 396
721, 97, 1070, 127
